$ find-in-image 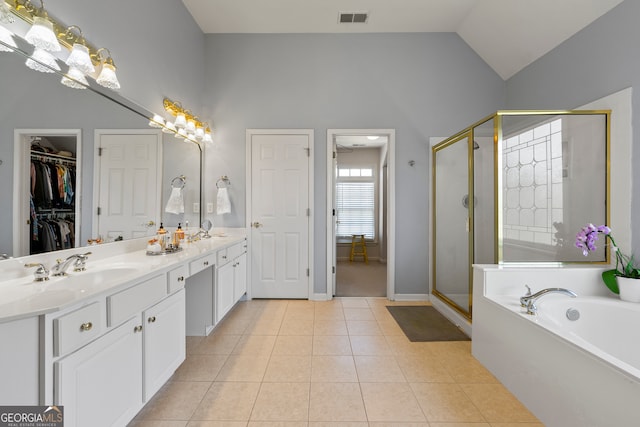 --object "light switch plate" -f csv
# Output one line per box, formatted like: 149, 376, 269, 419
193, 202, 200, 213
207, 203, 214, 213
